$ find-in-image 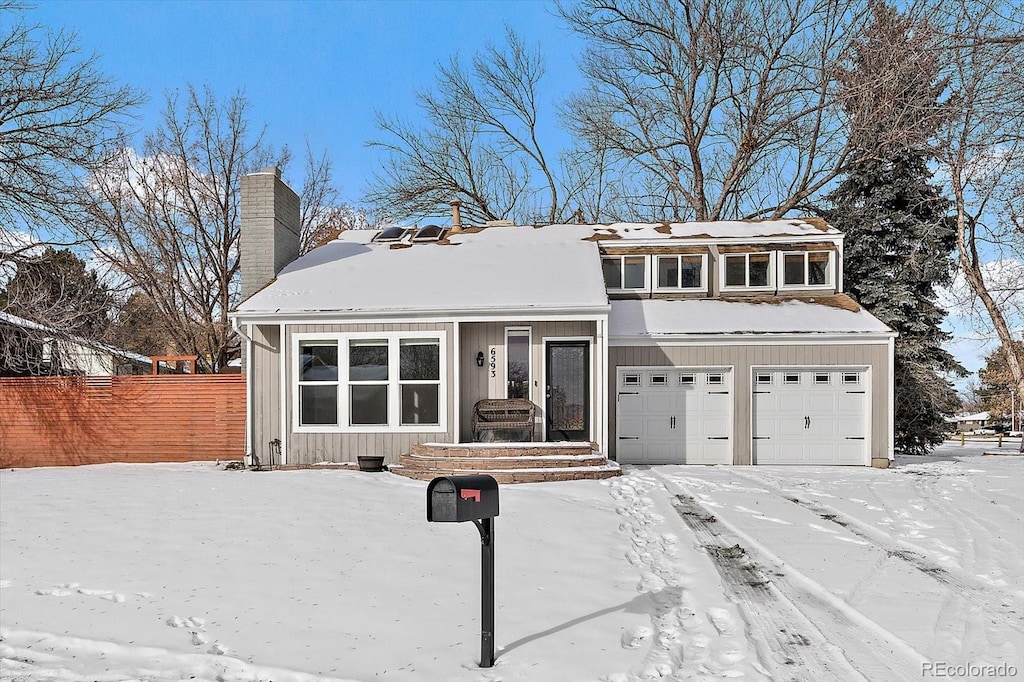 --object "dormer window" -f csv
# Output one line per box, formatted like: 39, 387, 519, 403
781, 251, 833, 288
656, 255, 706, 291
722, 253, 773, 289
602, 255, 647, 291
